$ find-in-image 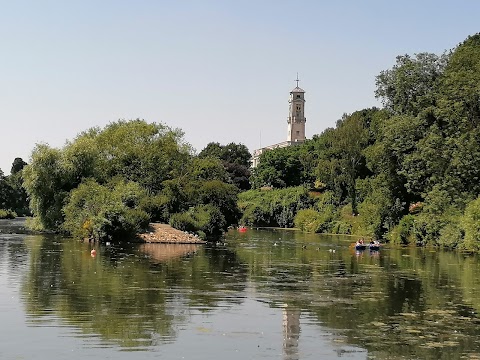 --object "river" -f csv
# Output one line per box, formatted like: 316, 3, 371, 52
1, 218, 480, 359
